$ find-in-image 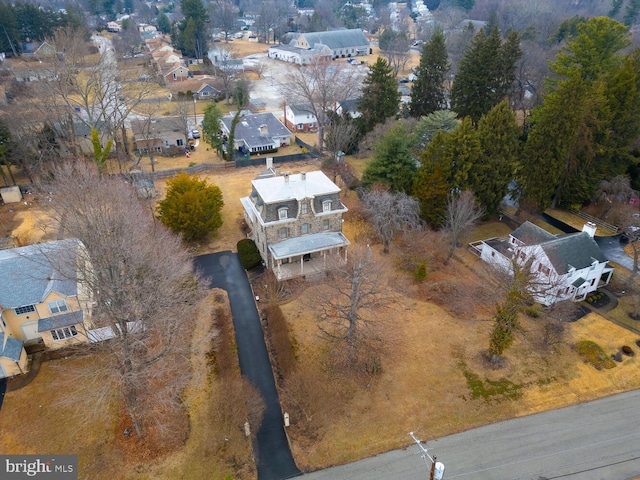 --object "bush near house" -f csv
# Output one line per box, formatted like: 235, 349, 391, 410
237, 238, 262, 269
